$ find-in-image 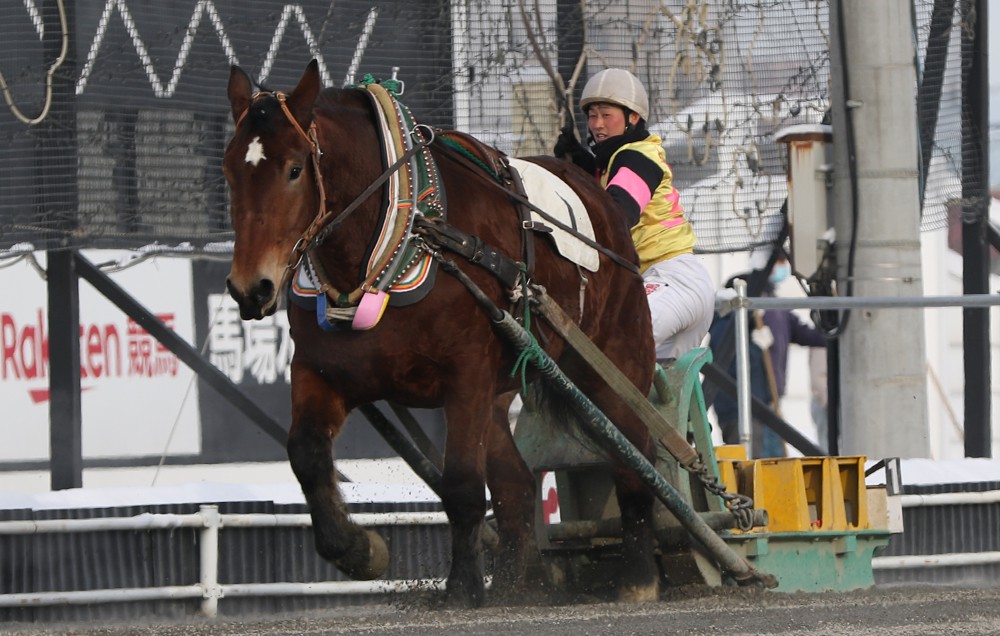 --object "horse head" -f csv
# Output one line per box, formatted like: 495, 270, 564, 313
223, 60, 322, 320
